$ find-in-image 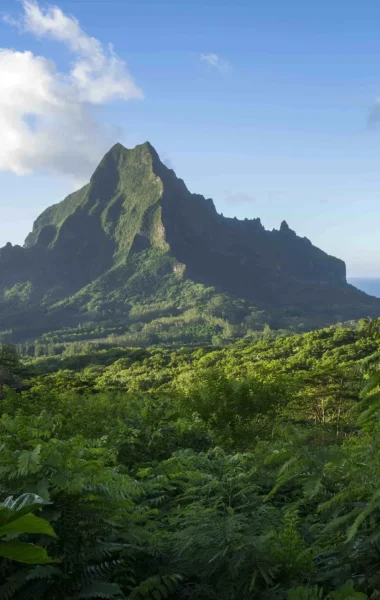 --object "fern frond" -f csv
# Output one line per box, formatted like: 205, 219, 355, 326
76, 581, 123, 599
